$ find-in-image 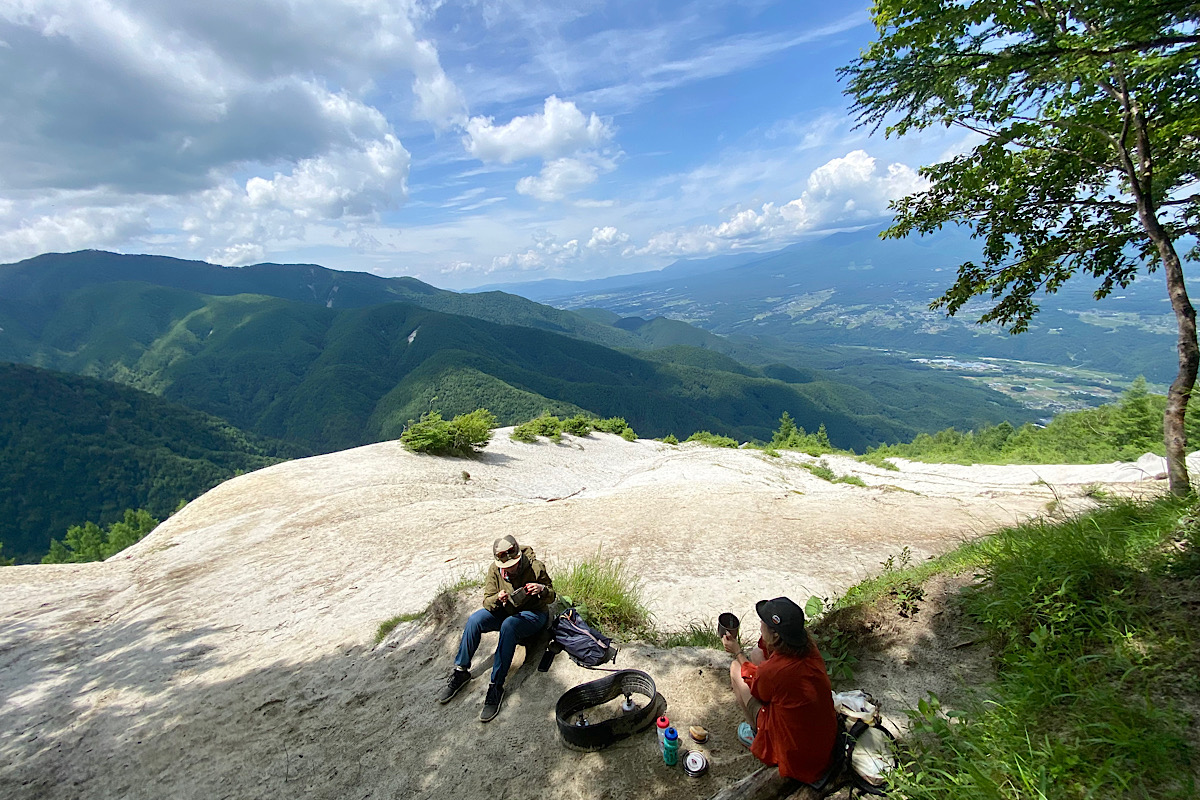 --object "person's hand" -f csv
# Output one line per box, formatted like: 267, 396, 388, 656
496, 590, 510, 605
722, 631, 742, 656
524, 582, 544, 596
